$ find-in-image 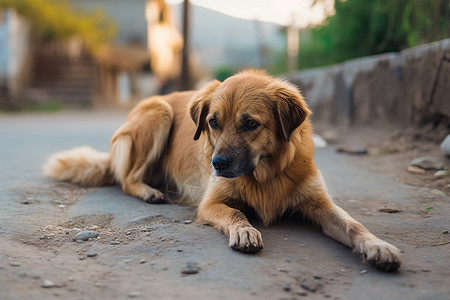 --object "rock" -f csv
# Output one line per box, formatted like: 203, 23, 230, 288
110, 241, 120, 245
10, 262, 21, 267
443, 230, 449, 234
184, 220, 192, 224
441, 134, 450, 157
73, 231, 98, 241
313, 134, 328, 149
86, 253, 98, 257
128, 292, 140, 298
379, 207, 401, 213
41, 280, 56, 288
410, 157, 444, 170
283, 283, 291, 291
406, 166, 426, 174
360, 269, 368, 274
322, 130, 339, 144
313, 275, 322, 280
434, 170, 449, 178
181, 263, 199, 275
300, 278, 320, 292
336, 146, 368, 155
